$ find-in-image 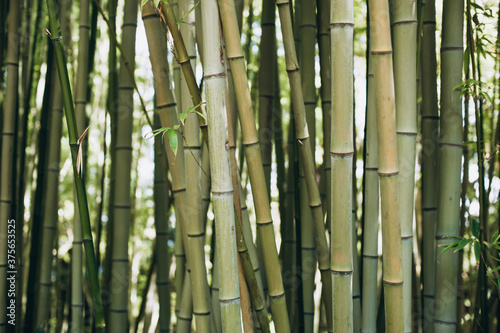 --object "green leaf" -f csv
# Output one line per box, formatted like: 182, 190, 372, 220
491, 230, 499, 243
144, 127, 168, 140
154, 0, 161, 7
454, 238, 472, 252
167, 128, 178, 155
440, 239, 462, 254
490, 266, 500, 273
474, 241, 481, 263
180, 1, 200, 21
141, 0, 149, 6
472, 218, 480, 238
